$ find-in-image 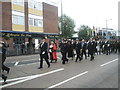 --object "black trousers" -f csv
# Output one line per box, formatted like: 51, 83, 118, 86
62, 52, 68, 64
75, 50, 81, 62
2, 54, 10, 72
81, 50, 87, 59
40, 54, 50, 68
